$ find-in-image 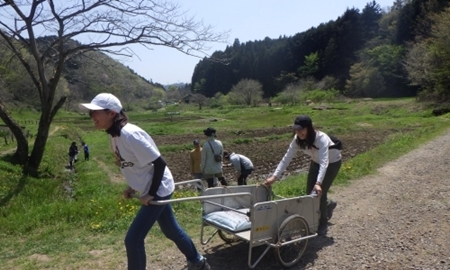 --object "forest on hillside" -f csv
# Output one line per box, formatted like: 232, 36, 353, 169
0, 36, 168, 111
192, 0, 450, 102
